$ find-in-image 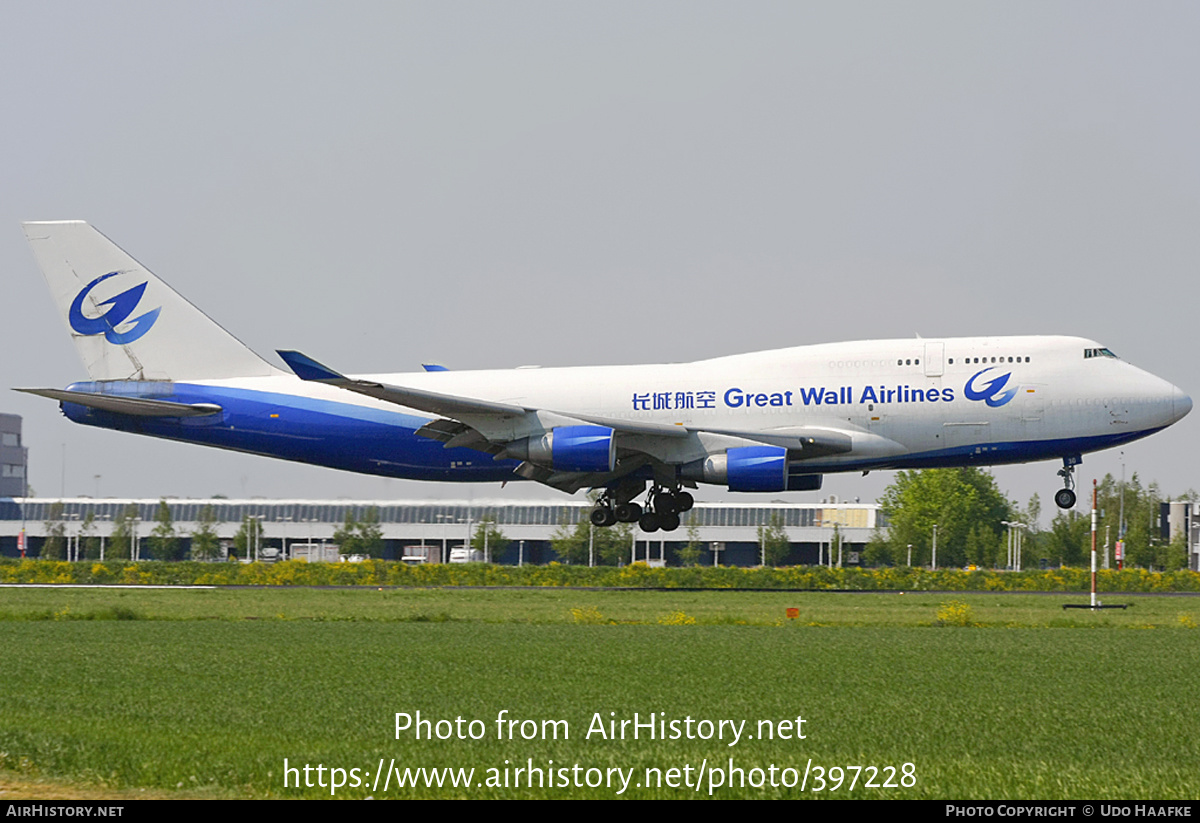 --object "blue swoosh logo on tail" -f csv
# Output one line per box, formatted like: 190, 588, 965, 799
69, 272, 161, 344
